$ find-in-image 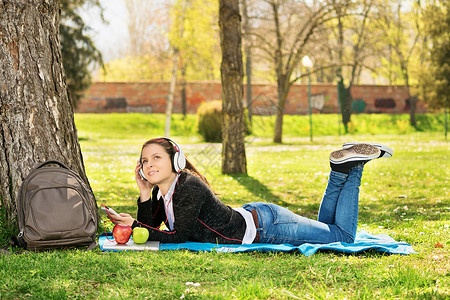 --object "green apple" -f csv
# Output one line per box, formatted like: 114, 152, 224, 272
132, 227, 149, 244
